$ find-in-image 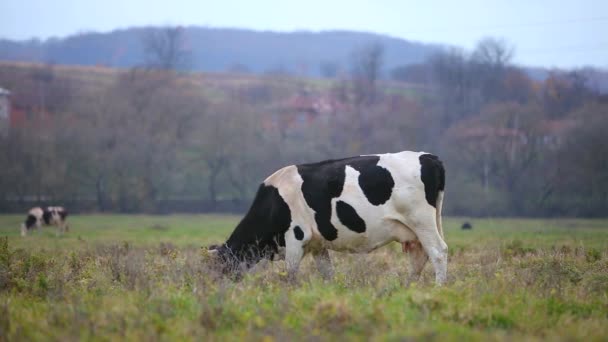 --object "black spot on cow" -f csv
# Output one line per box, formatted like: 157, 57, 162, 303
336, 201, 366, 233
298, 155, 394, 240
42, 210, 52, 225
219, 183, 292, 269
461, 222, 473, 230
59, 209, 68, 220
293, 226, 304, 240
24, 214, 37, 229
298, 159, 347, 241
349, 156, 395, 206
419, 154, 446, 208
